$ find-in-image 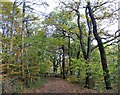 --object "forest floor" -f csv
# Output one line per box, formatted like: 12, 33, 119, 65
24, 77, 97, 93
